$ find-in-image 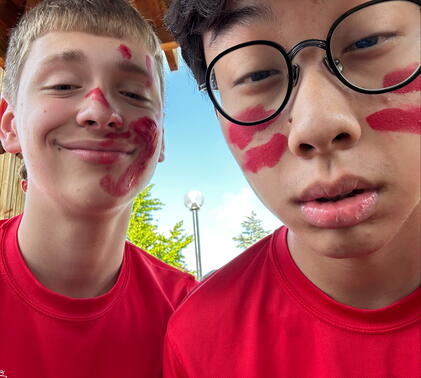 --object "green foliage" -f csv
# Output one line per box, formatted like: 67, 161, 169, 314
233, 211, 271, 249
127, 185, 192, 271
